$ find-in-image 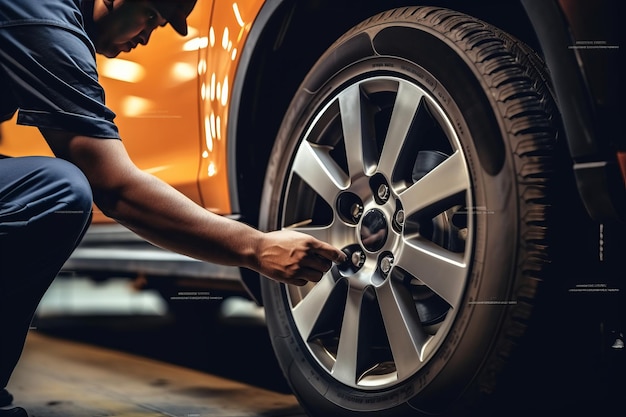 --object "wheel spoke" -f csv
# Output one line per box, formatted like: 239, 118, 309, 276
331, 286, 363, 384
399, 151, 469, 214
377, 82, 425, 175
292, 141, 348, 205
338, 84, 378, 178
291, 276, 336, 340
376, 279, 428, 378
396, 241, 466, 307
